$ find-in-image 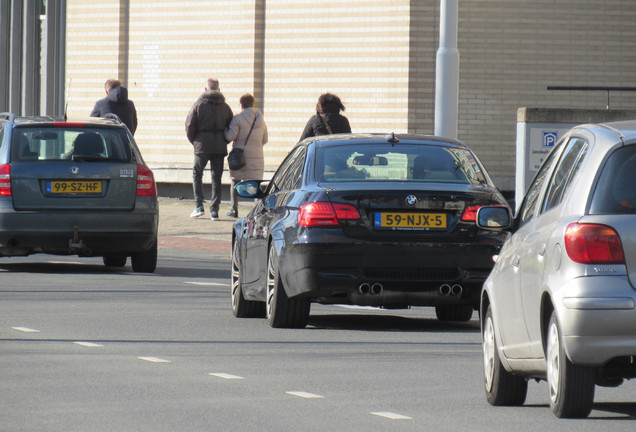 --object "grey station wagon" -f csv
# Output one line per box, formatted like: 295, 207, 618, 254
480, 120, 636, 418
0, 113, 158, 272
